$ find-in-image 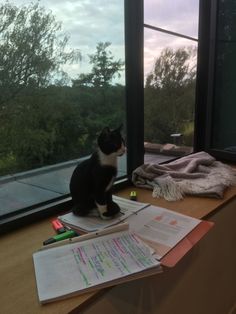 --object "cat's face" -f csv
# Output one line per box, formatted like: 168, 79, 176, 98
98, 126, 126, 156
